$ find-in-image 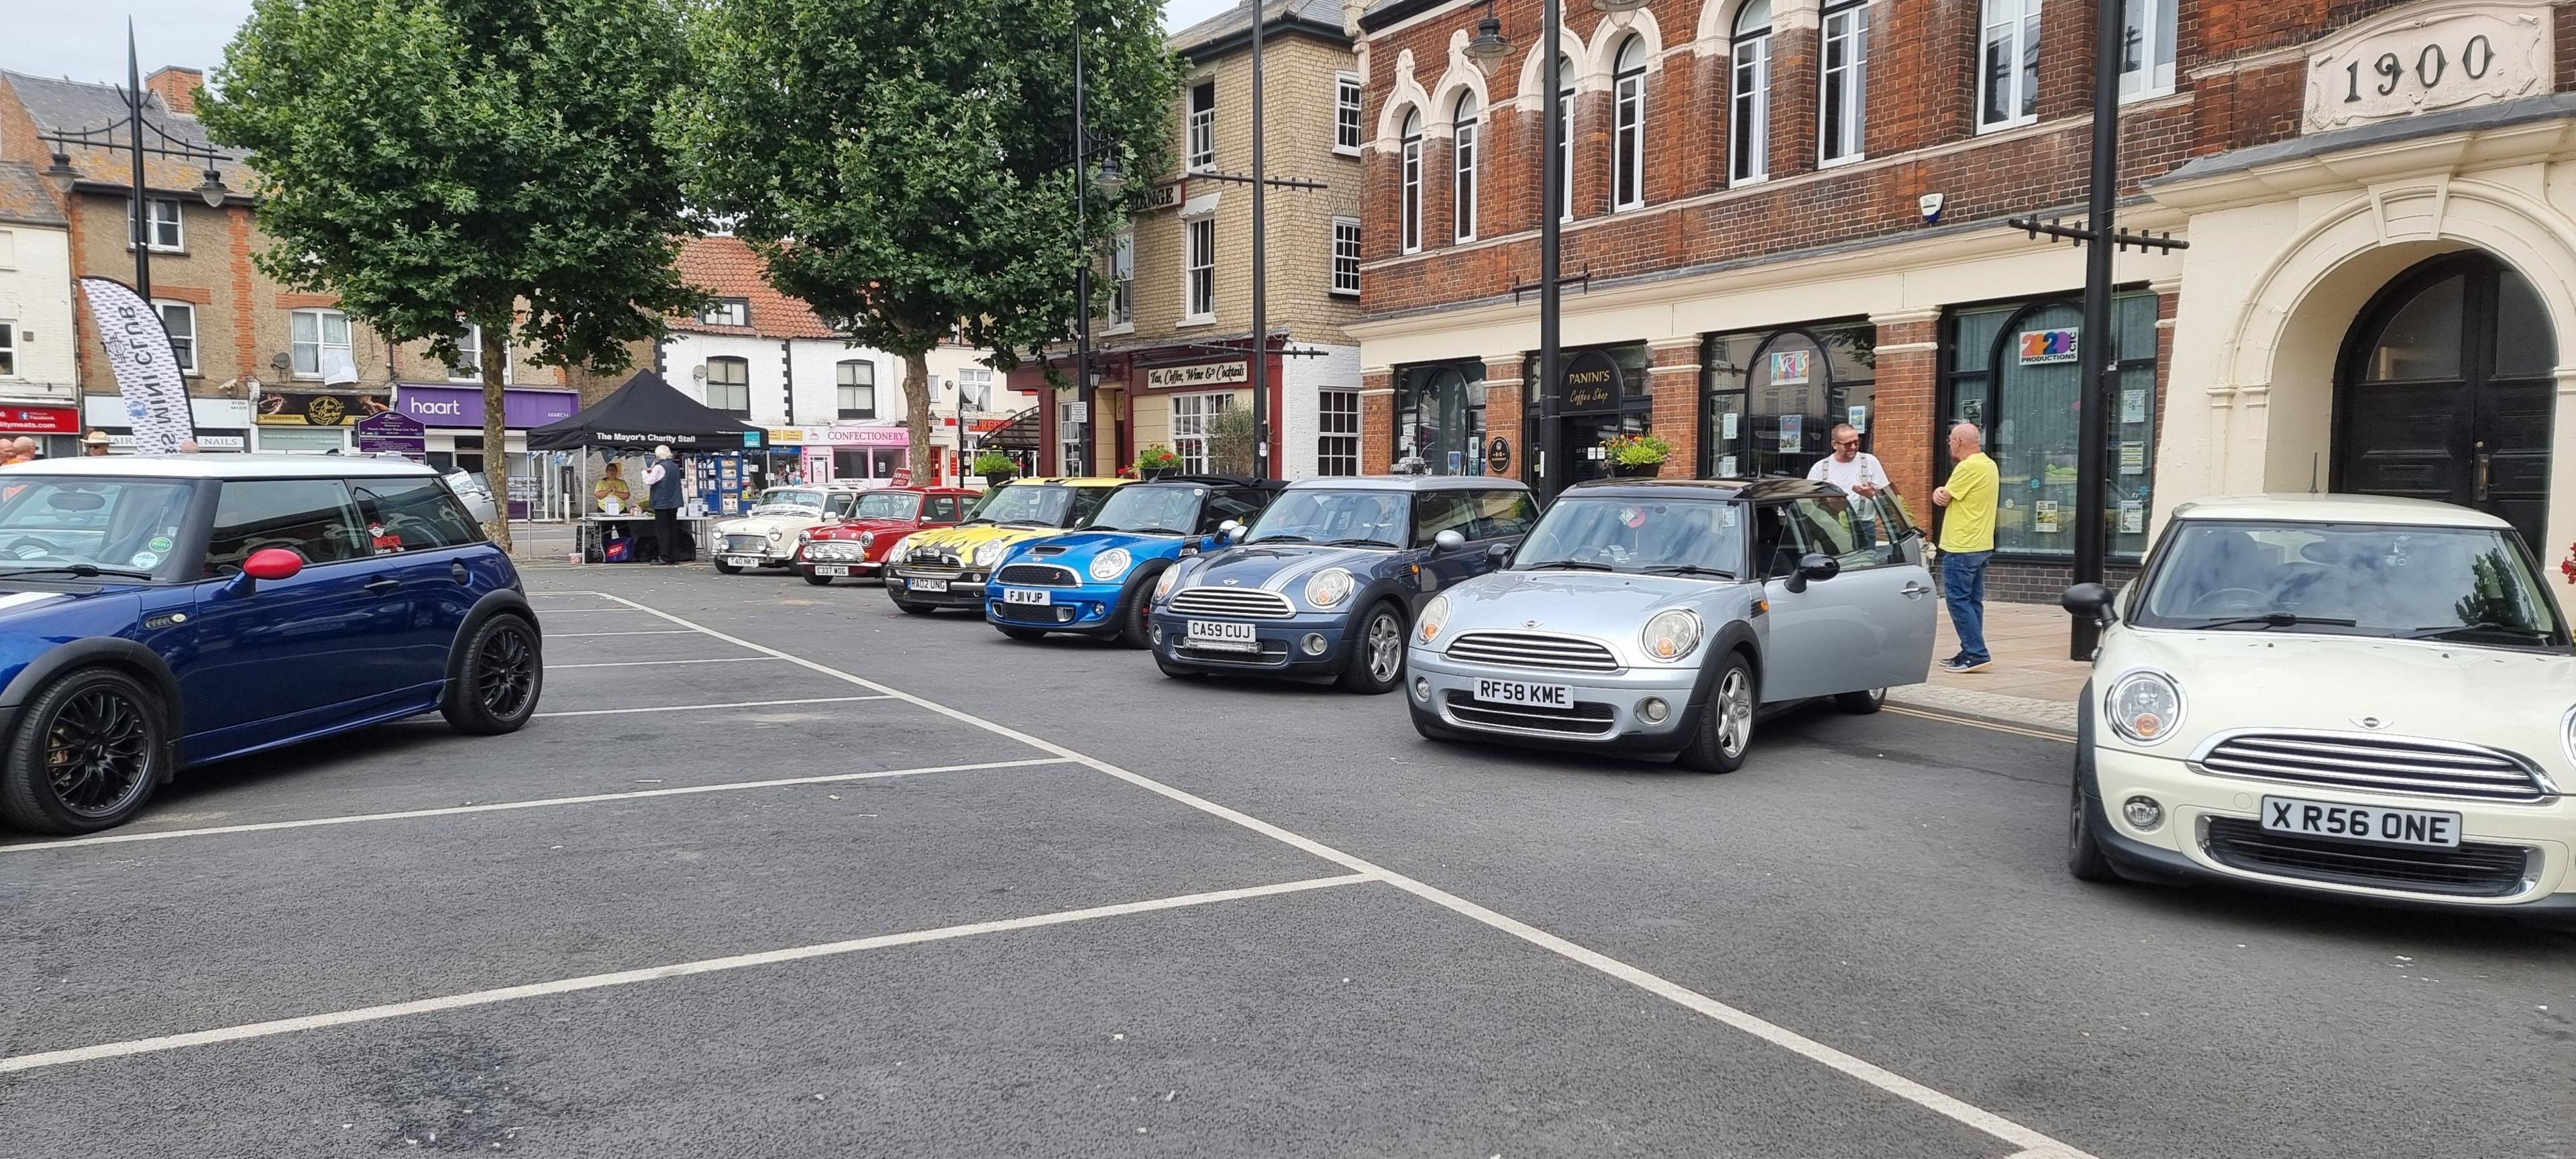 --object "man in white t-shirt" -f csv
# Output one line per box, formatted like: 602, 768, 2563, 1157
1807, 423, 1890, 547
